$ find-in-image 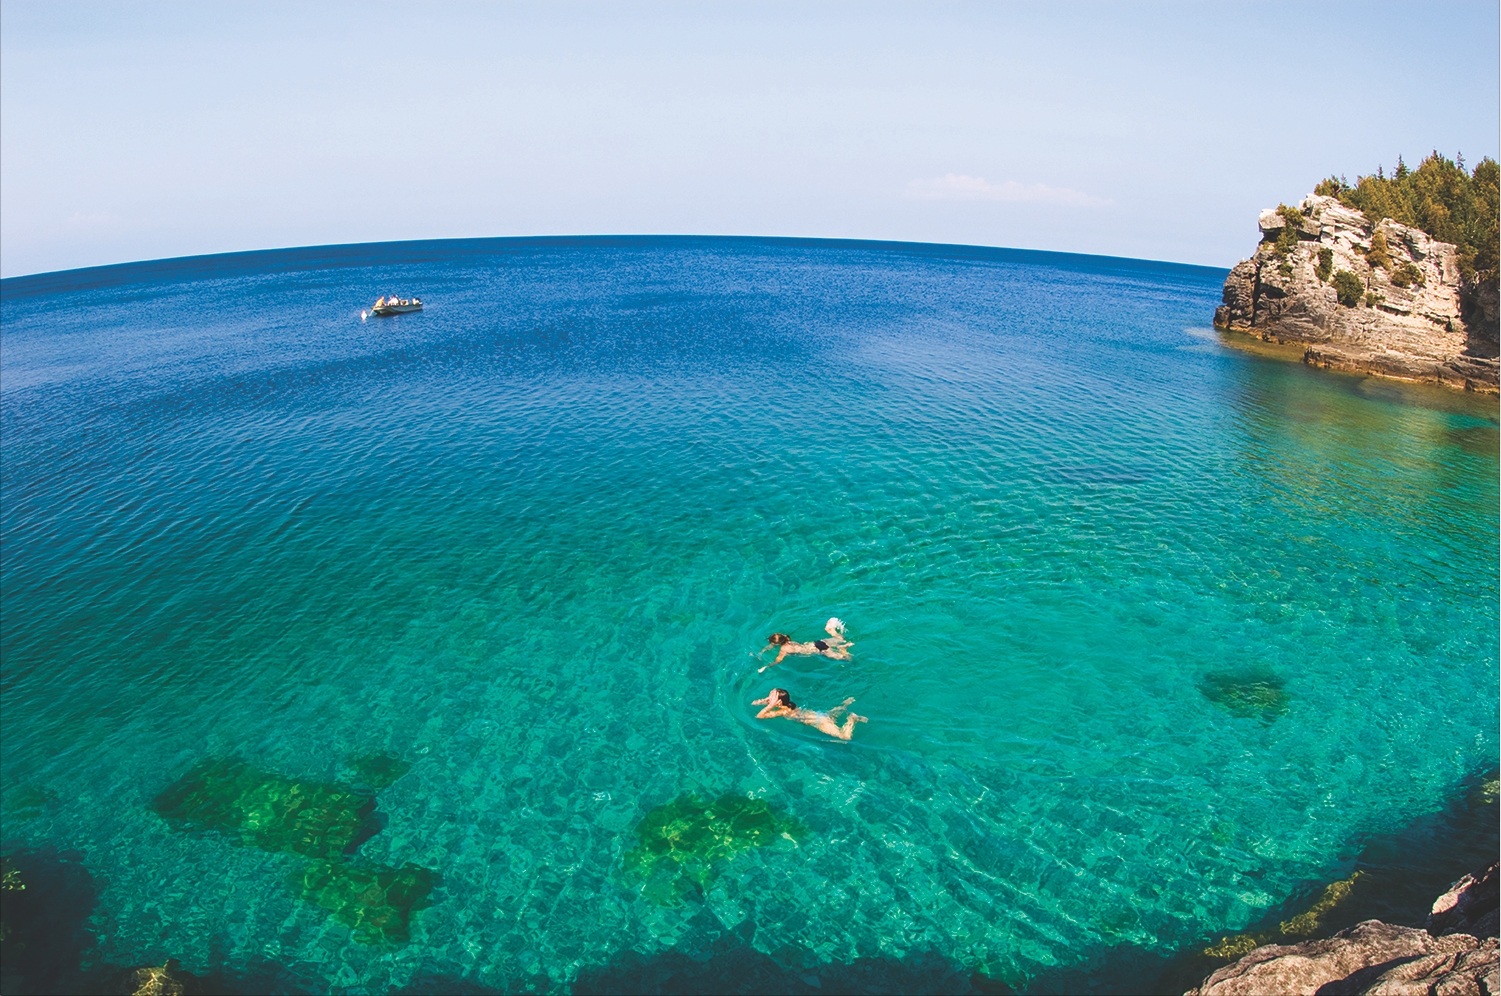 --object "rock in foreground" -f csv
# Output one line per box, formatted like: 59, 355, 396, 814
1187, 862, 1499, 996
1215, 195, 1499, 393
